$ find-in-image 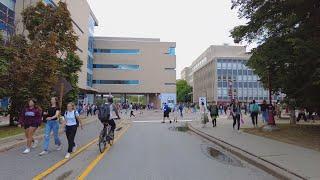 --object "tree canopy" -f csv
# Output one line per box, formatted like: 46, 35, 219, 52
231, 0, 320, 111
0, 2, 82, 125
176, 80, 192, 103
